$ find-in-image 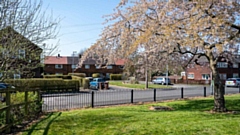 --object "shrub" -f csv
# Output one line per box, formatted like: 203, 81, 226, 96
5, 79, 79, 91
72, 76, 83, 87
68, 73, 86, 77
43, 75, 72, 79
82, 78, 90, 89
110, 74, 122, 80
92, 73, 100, 78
